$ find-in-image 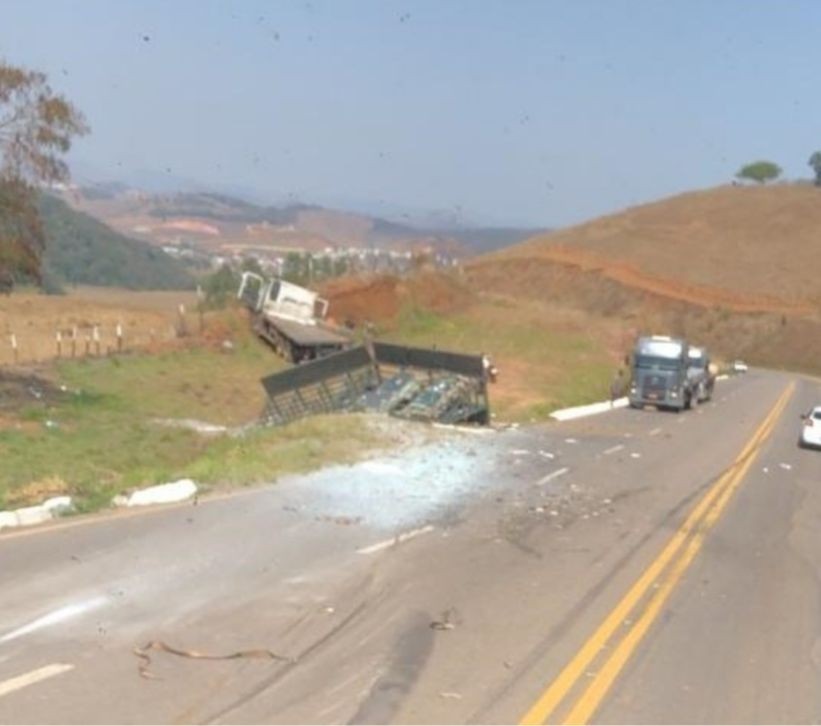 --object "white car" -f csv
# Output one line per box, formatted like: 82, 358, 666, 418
799, 406, 821, 449
732, 360, 748, 373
